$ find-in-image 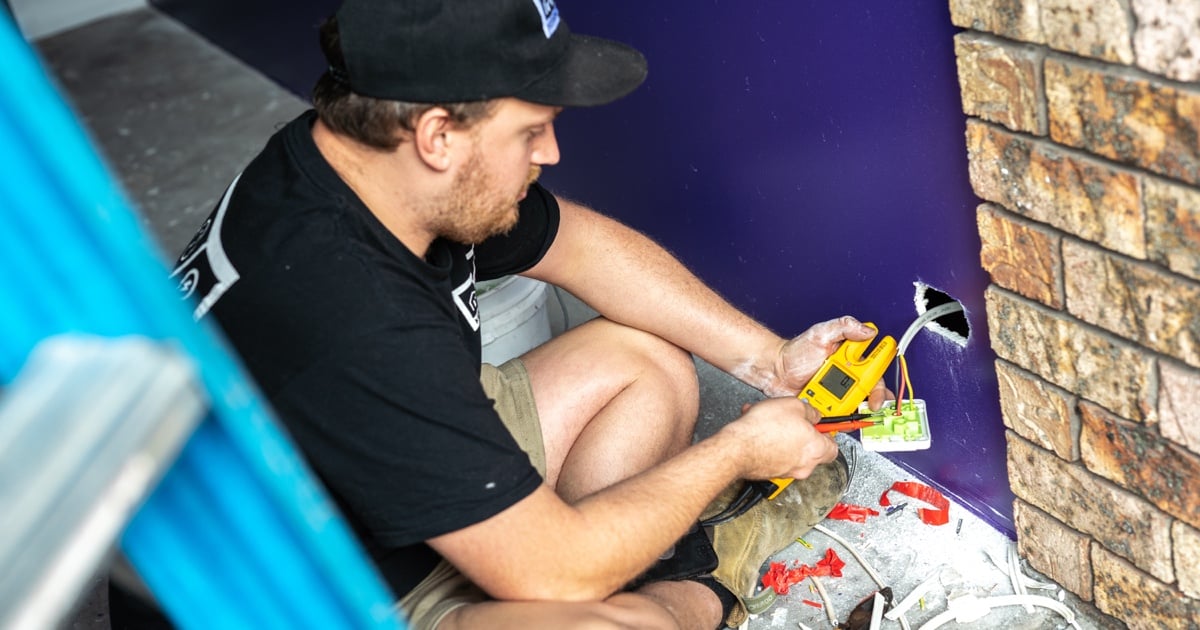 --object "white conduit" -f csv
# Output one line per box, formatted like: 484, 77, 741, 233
809, 576, 837, 627
812, 524, 911, 630
812, 524, 885, 588
916, 594, 1082, 630
897, 301, 965, 356
885, 573, 941, 621
1007, 544, 1034, 613
868, 591, 886, 630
